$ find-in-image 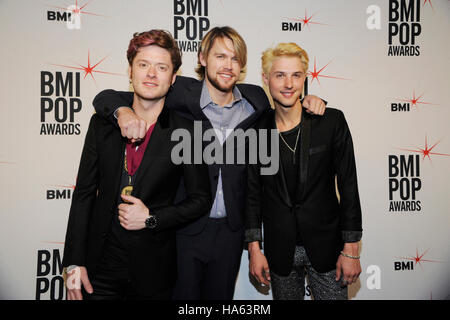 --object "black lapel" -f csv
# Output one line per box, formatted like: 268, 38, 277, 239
113, 135, 127, 199
132, 108, 171, 193
298, 111, 311, 201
